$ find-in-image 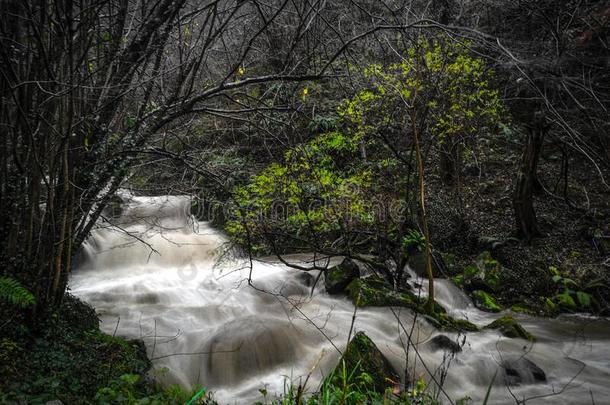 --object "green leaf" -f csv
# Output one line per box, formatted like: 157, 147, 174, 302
576, 291, 592, 308
555, 292, 576, 310
562, 278, 578, 287
0, 277, 35, 308
482, 369, 498, 405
